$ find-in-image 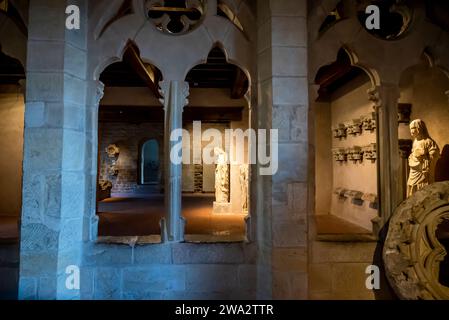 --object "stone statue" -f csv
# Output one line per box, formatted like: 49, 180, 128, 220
239, 164, 249, 212
214, 147, 229, 203
407, 119, 439, 197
